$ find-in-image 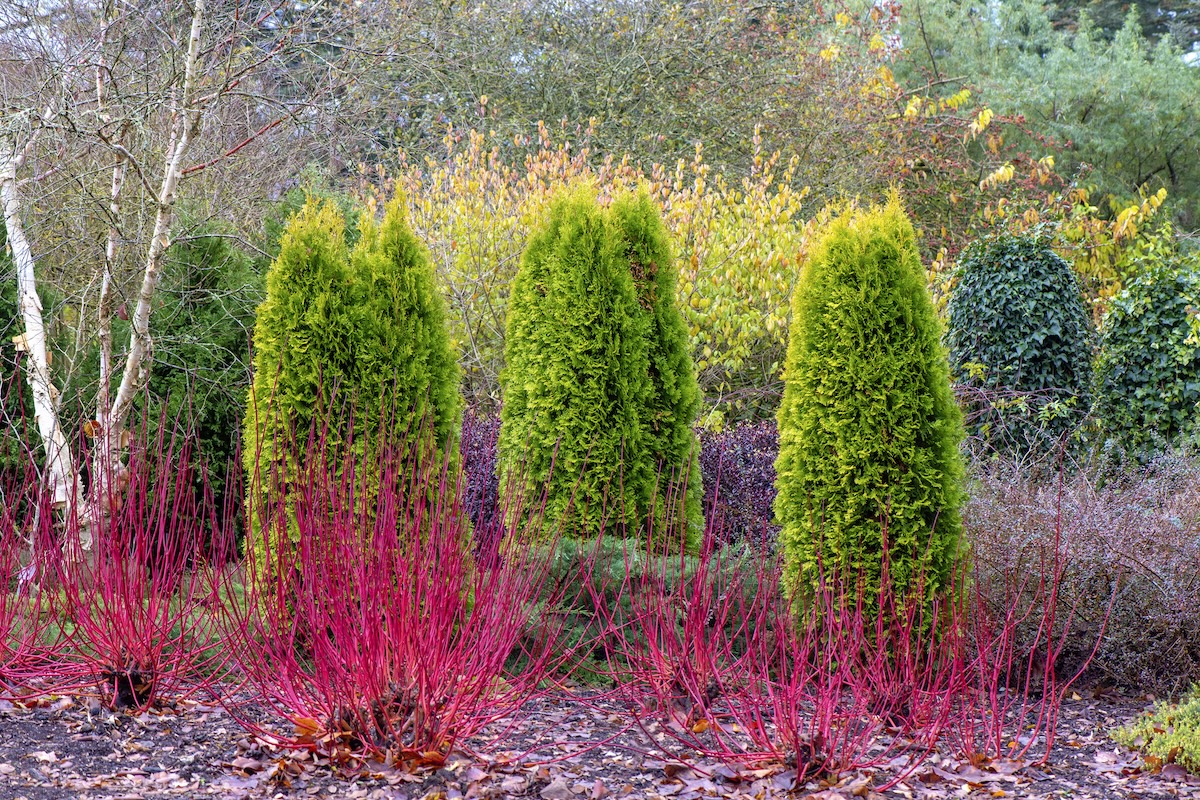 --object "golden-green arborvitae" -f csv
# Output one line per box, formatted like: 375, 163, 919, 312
498, 188, 650, 539
349, 196, 462, 468
773, 197, 965, 611
498, 188, 706, 547
244, 196, 463, 568
243, 199, 357, 567
609, 191, 704, 549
